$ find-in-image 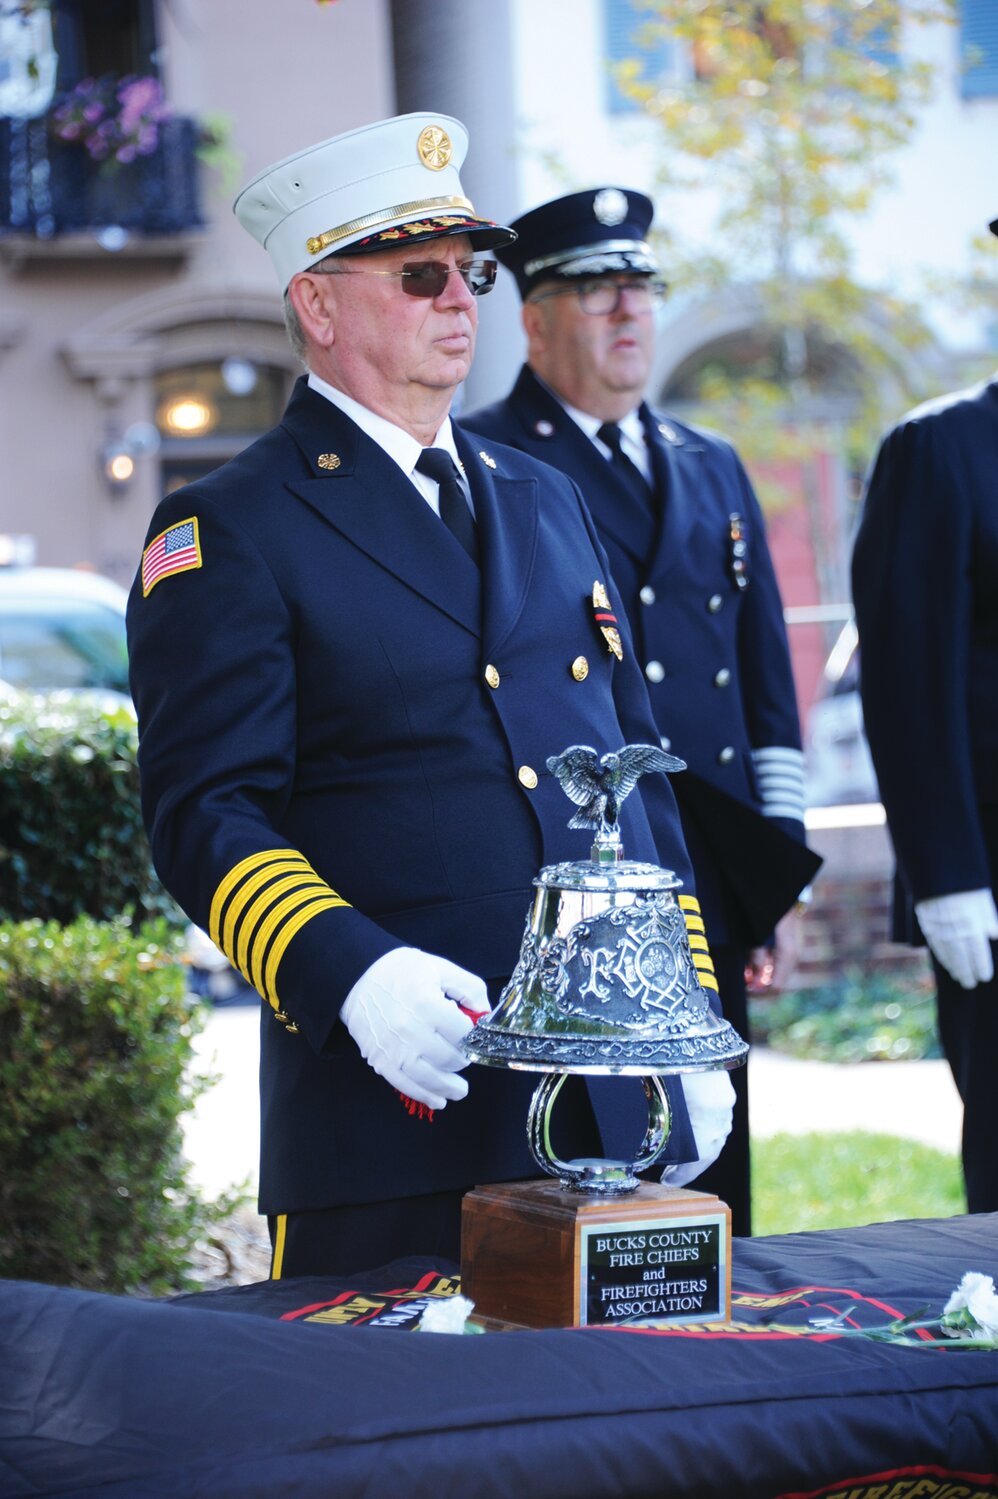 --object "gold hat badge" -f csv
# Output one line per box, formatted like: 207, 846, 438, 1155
417, 125, 452, 171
